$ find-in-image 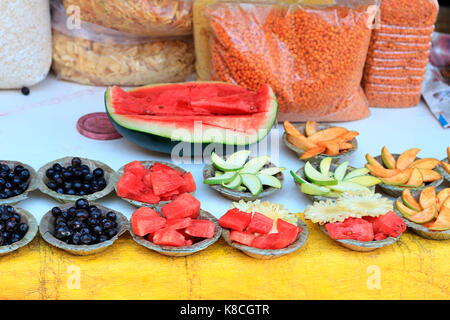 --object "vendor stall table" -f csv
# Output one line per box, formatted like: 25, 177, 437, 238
0, 76, 448, 300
